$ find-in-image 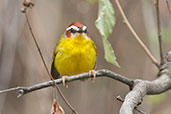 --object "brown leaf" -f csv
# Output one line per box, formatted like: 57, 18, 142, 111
51, 99, 65, 114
